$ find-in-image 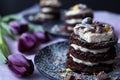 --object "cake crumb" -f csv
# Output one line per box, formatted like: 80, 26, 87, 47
61, 73, 67, 78
66, 68, 72, 72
